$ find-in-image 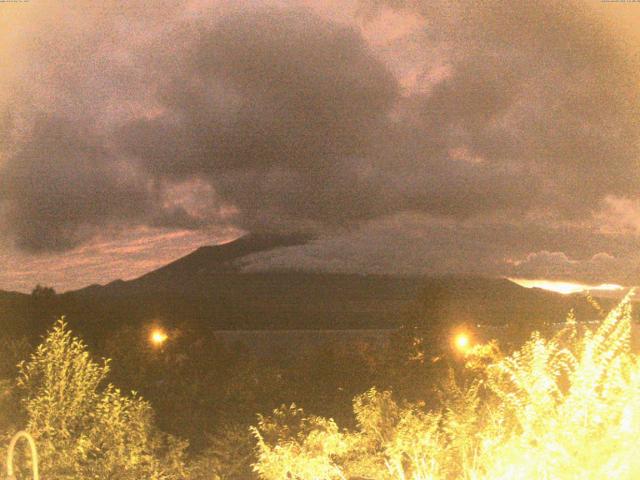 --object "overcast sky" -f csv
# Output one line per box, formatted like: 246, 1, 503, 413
1, 0, 640, 292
